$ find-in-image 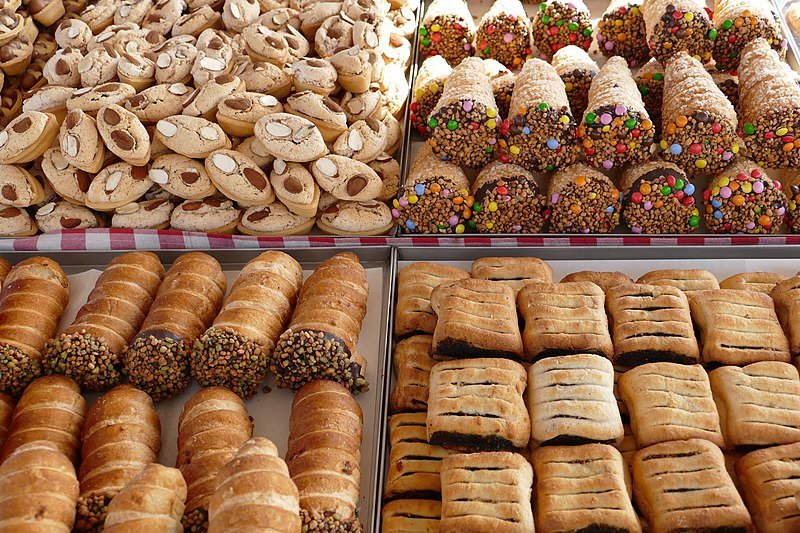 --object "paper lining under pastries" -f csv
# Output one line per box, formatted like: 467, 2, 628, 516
475, 0, 534, 69
641, 0, 715, 64
470, 256, 553, 293
393, 144, 472, 234
551, 45, 599, 123
385, 412, 451, 500
394, 262, 470, 339
409, 56, 451, 137
660, 52, 740, 174
712, 0, 785, 71
390, 335, 435, 412
531, 0, 592, 60
739, 39, 800, 167
502, 58, 579, 173
597, 0, 649, 67
382, 499, 441, 532
634, 58, 665, 135
418, 0, 475, 66
735, 442, 800, 532
470, 162, 548, 233
620, 159, 700, 234
547, 163, 621, 233
426, 57, 499, 169
579, 57, 654, 170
